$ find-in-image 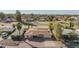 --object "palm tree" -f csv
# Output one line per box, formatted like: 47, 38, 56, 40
48, 16, 55, 39
69, 17, 74, 29
15, 10, 21, 22
16, 23, 22, 35
49, 22, 54, 39
48, 16, 54, 21
0, 12, 5, 20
